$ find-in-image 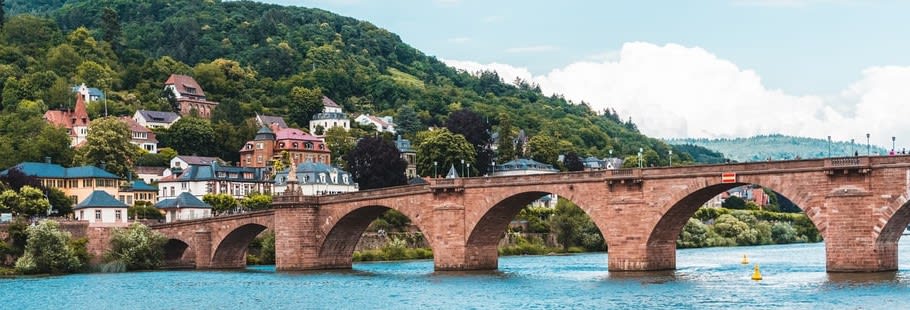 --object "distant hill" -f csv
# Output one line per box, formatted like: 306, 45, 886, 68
667, 135, 890, 162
